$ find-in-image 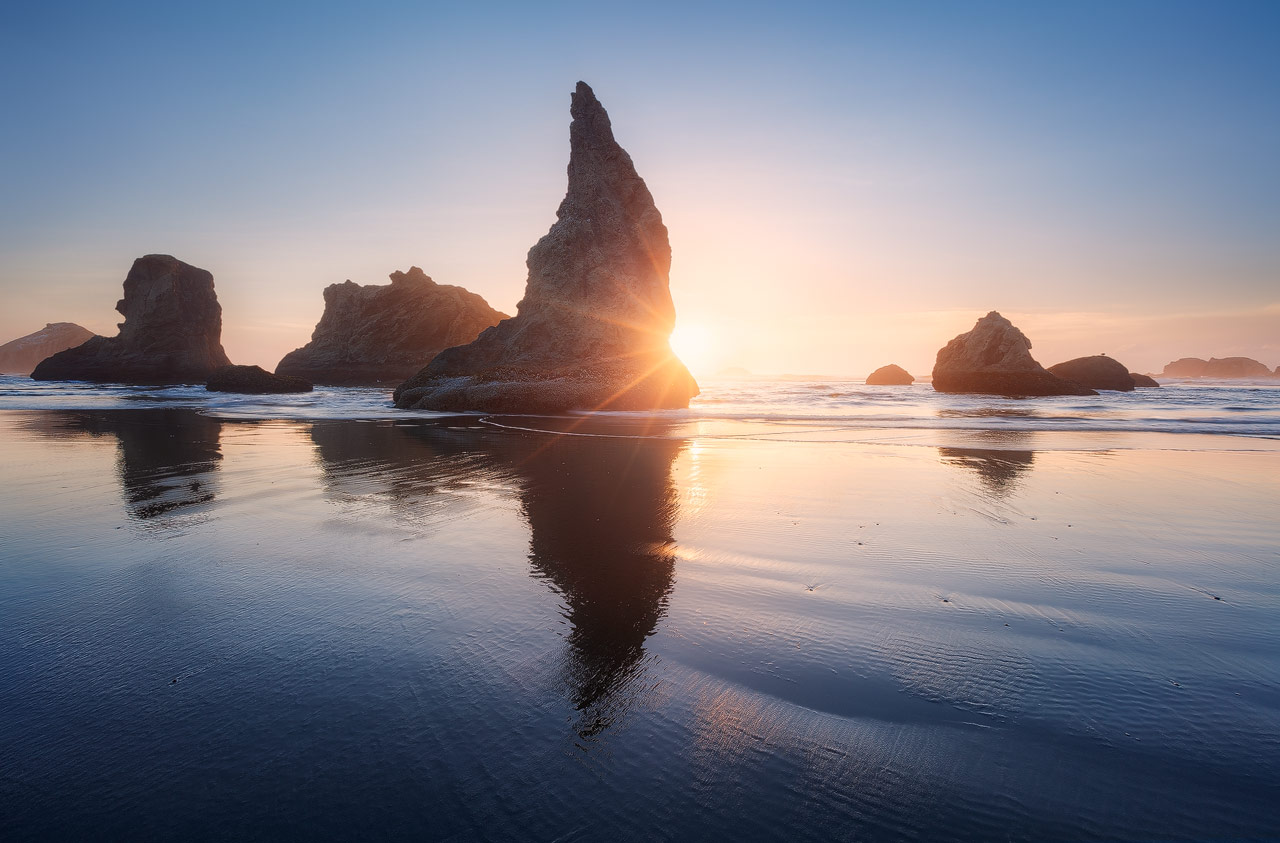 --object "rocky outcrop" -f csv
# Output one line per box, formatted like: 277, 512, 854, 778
0, 322, 96, 374
1161, 356, 1272, 378
932, 312, 1097, 396
275, 267, 506, 385
1129, 373, 1160, 388
866, 364, 914, 385
1206, 357, 1273, 377
394, 82, 698, 412
1047, 355, 1135, 391
207, 364, 312, 394
31, 255, 230, 383
1160, 357, 1208, 378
